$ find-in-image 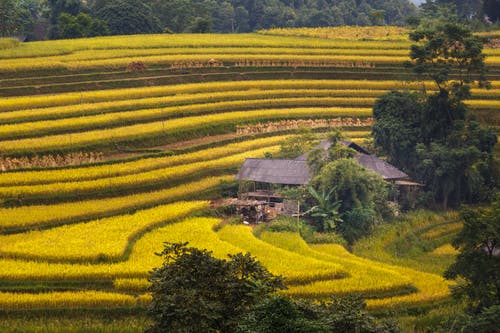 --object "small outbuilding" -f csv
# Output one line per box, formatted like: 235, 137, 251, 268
234, 139, 423, 219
